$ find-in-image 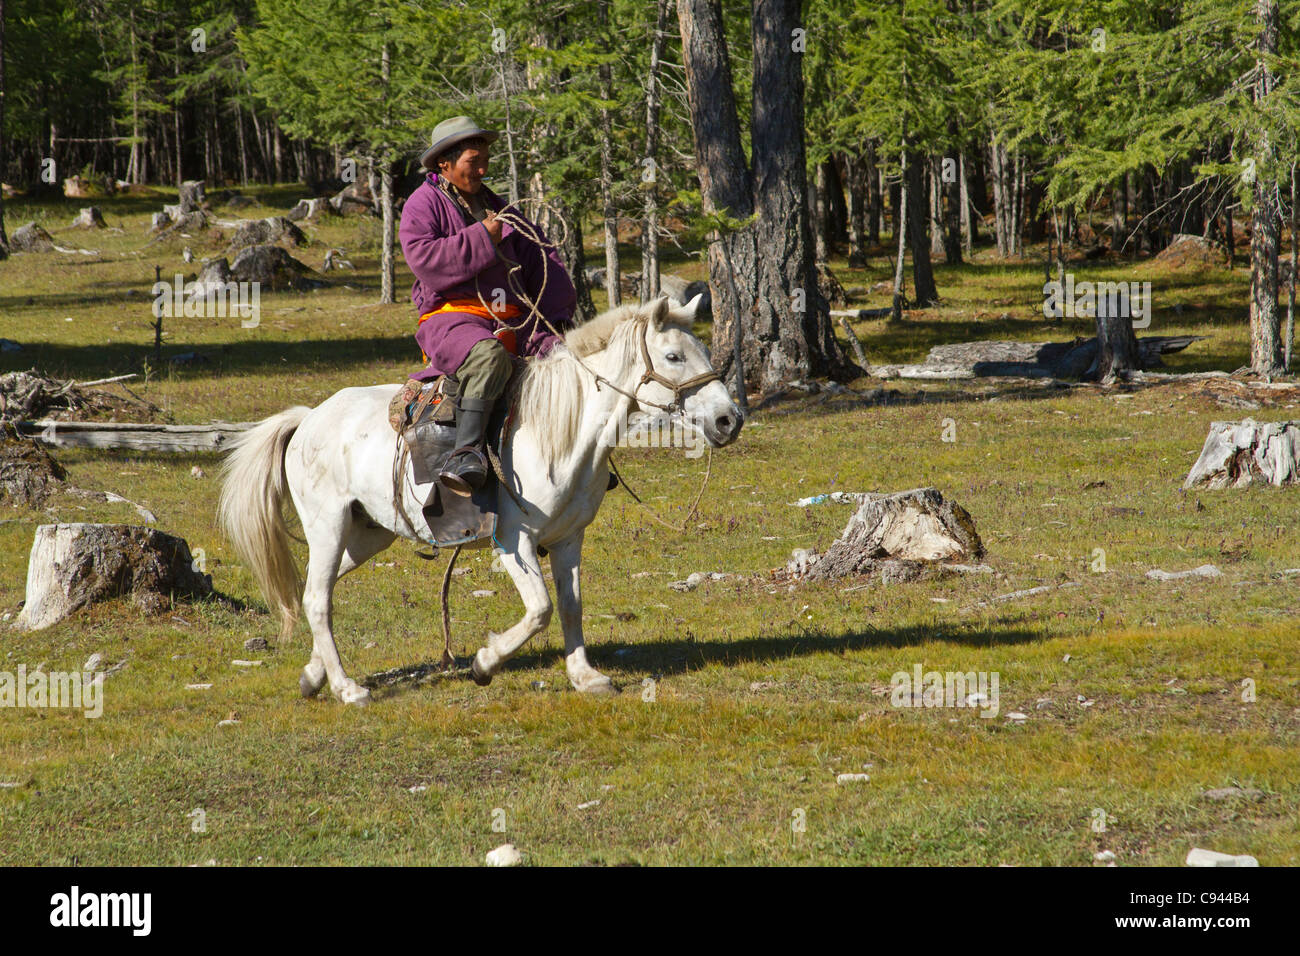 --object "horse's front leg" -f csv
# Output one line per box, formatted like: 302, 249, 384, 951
471, 535, 552, 685
549, 532, 617, 695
